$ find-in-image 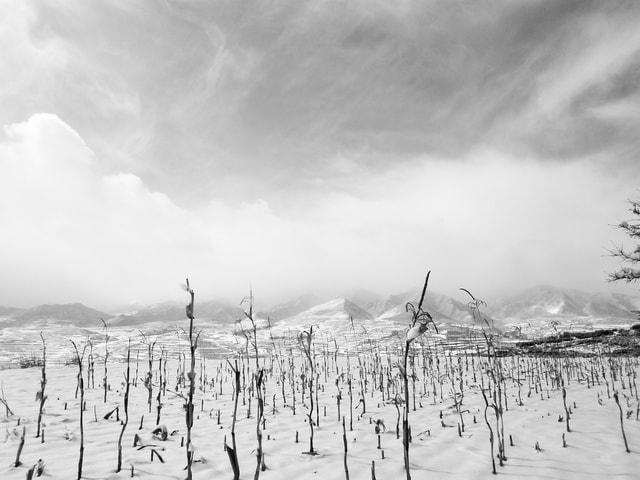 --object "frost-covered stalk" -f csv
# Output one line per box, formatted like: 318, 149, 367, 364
88, 341, 94, 389
183, 278, 200, 480
36, 332, 47, 438
117, 339, 131, 473
143, 337, 156, 414
402, 272, 436, 480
